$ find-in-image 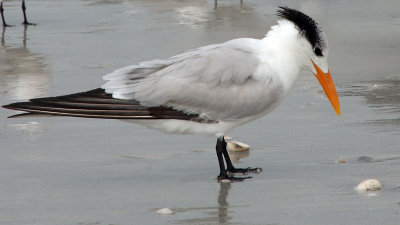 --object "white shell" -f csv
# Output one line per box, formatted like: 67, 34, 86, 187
227, 140, 250, 152
229, 150, 250, 163
334, 159, 347, 164
354, 179, 382, 192
156, 208, 173, 215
